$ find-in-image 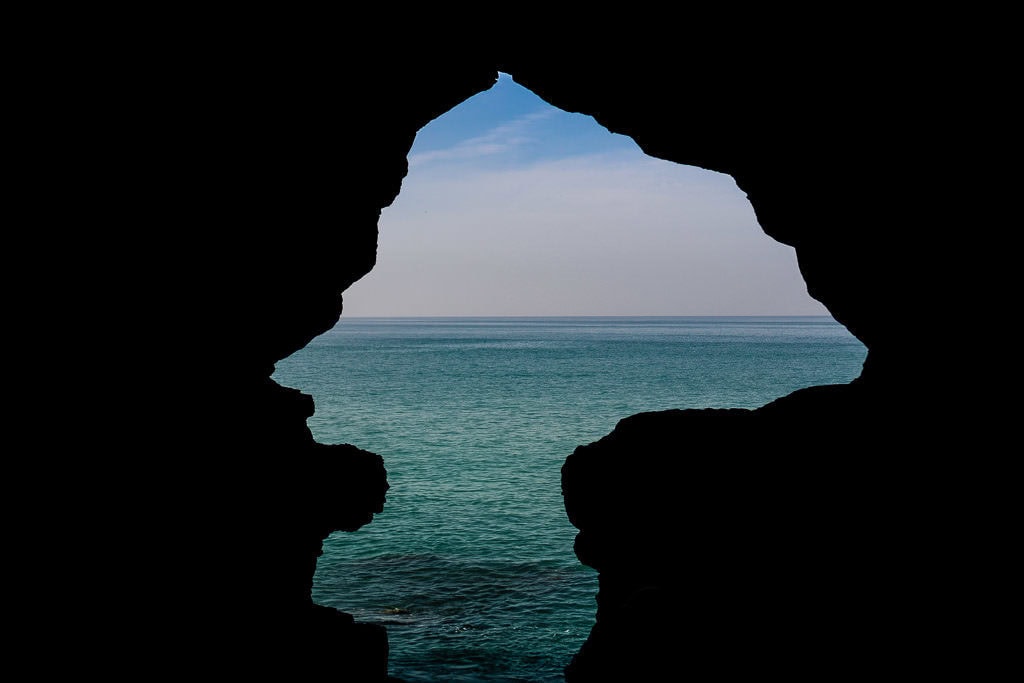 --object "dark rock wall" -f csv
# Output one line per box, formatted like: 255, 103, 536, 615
561, 388, 903, 679
140, 36, 991, 680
